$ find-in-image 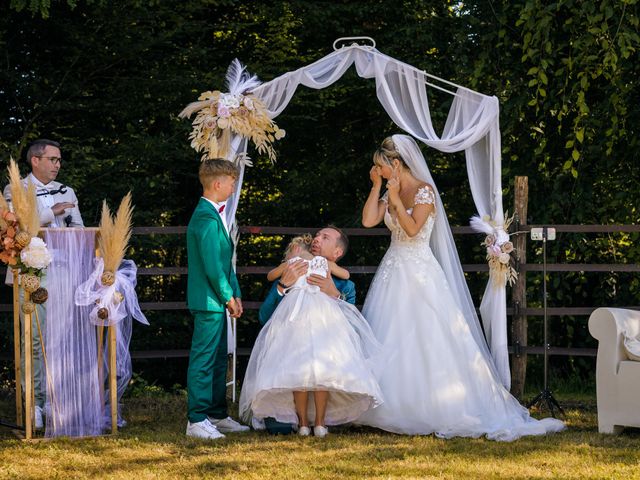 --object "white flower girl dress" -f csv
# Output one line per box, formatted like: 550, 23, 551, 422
240, 255, 383, 427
